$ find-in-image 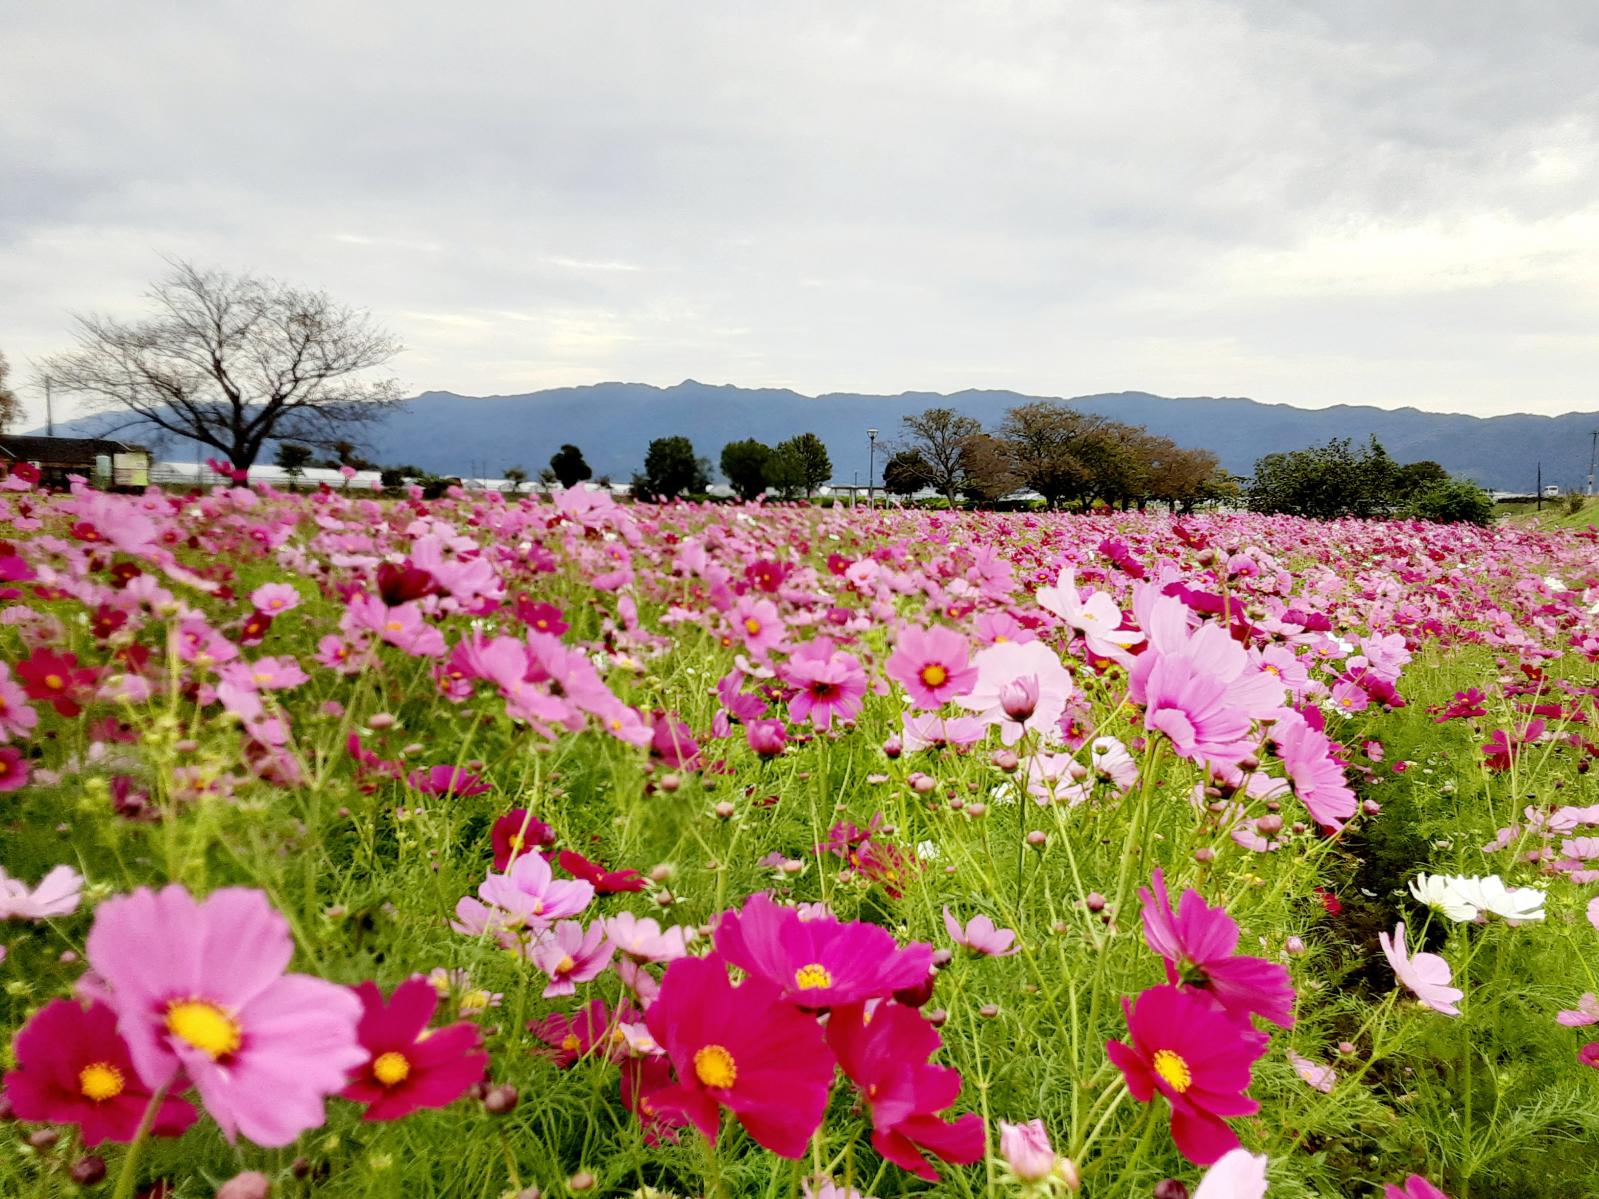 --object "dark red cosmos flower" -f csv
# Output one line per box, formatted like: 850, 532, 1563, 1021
15, 648, 97, 717
514, 597, 568, 636
621, 1055, 688, 1146
340, 978, 488, 1122
743, 559, 789, 594
827, 1001, 984, 1181
376, 561, 439, 606
492, 808, 556, 870
644, 955, 834, 1158
529, 997, 635, 1067
3, 999, 196, 1146
559, 850, 646, 894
